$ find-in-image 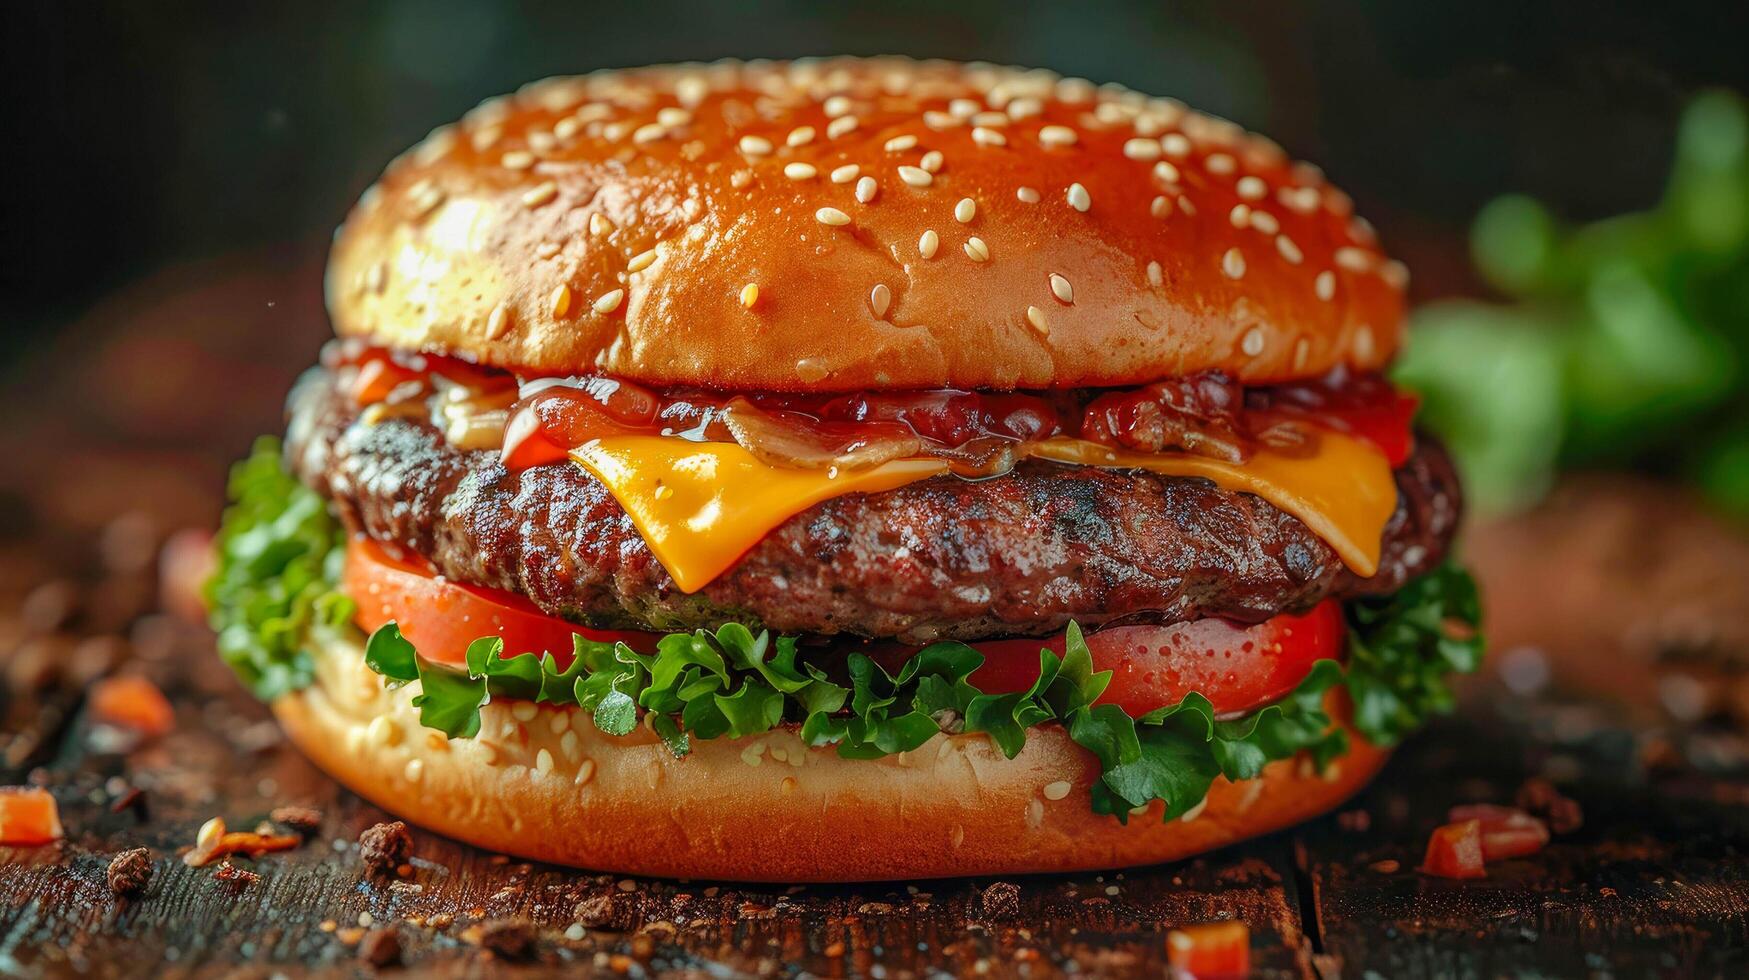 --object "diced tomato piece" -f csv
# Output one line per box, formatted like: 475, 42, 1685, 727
158, 527, 215, 624
1448, 804, 1551, 860
0, 787, 65, 846
89, 675, 175, 737
1420, 818, 1488, 879
1167, 920, 1251, 978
